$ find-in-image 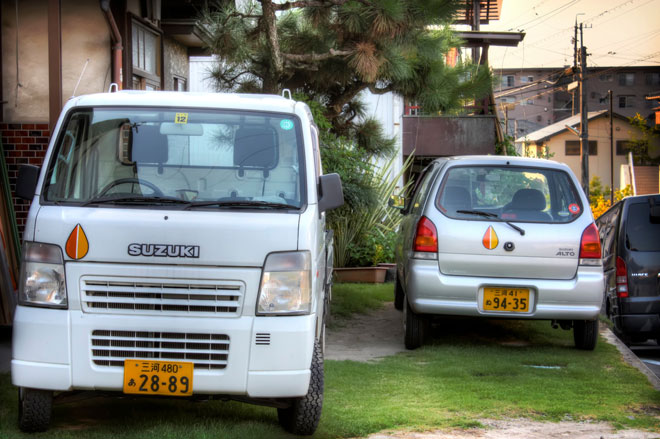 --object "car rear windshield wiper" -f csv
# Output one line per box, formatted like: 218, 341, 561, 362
82, 195, 190, 207
456, 209, 526, 236
183, 200, 300, 210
